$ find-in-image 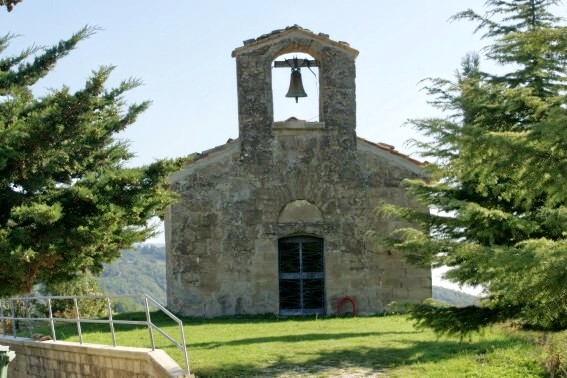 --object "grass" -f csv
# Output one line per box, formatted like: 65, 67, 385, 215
9, 312, 564, 377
